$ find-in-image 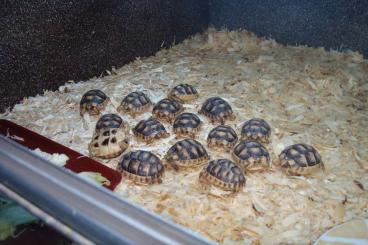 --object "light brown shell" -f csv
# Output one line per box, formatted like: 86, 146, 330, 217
117, 150, 164, 184
199, 159, 245, 192
117, 91, 152, 117
80, 89, 109, 116
207, 125, 238, 152
279, 143, 324, 175
232, 140, 270, 172
168, 84, 199, 103
164, 139, 210, 170
88, 114, 129, 159
173, 113, 202, 138
152, 98, 184, 123
199, 97, 235, 124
